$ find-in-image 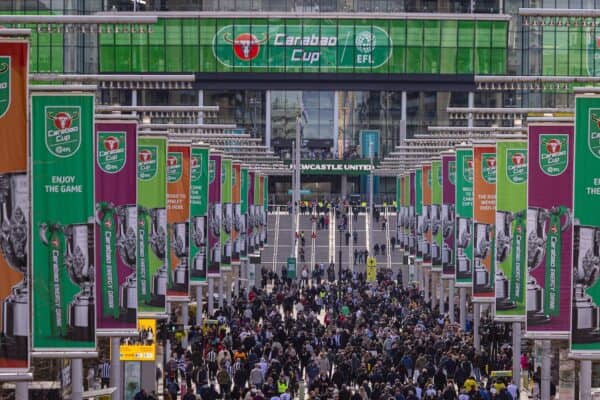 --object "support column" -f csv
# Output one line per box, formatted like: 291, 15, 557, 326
473, 303, 480, 350
439, 276, 445, 313
111, 337, 122, 400
226, 272, 233, 305
182, 302, 189, 349
580, 360, 592, 400
196, 285, 204, 326
512, 322, 521, 388
400, 91, 407, 146
71, 359, 84, 400
333, 91, 339, 157
467, 92, 475, 128
208, 278, 214, 316
430, 274, 437, 310
14, 382, 27, 400
448, 280, 455, 322
197, 90, 204, 125
218, 277, 224, 308
541, 340, 551, 400
341, 175, 348, 200
265, 91, 271, 148
459, 287, 466, 329
423, 269, 430, 303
